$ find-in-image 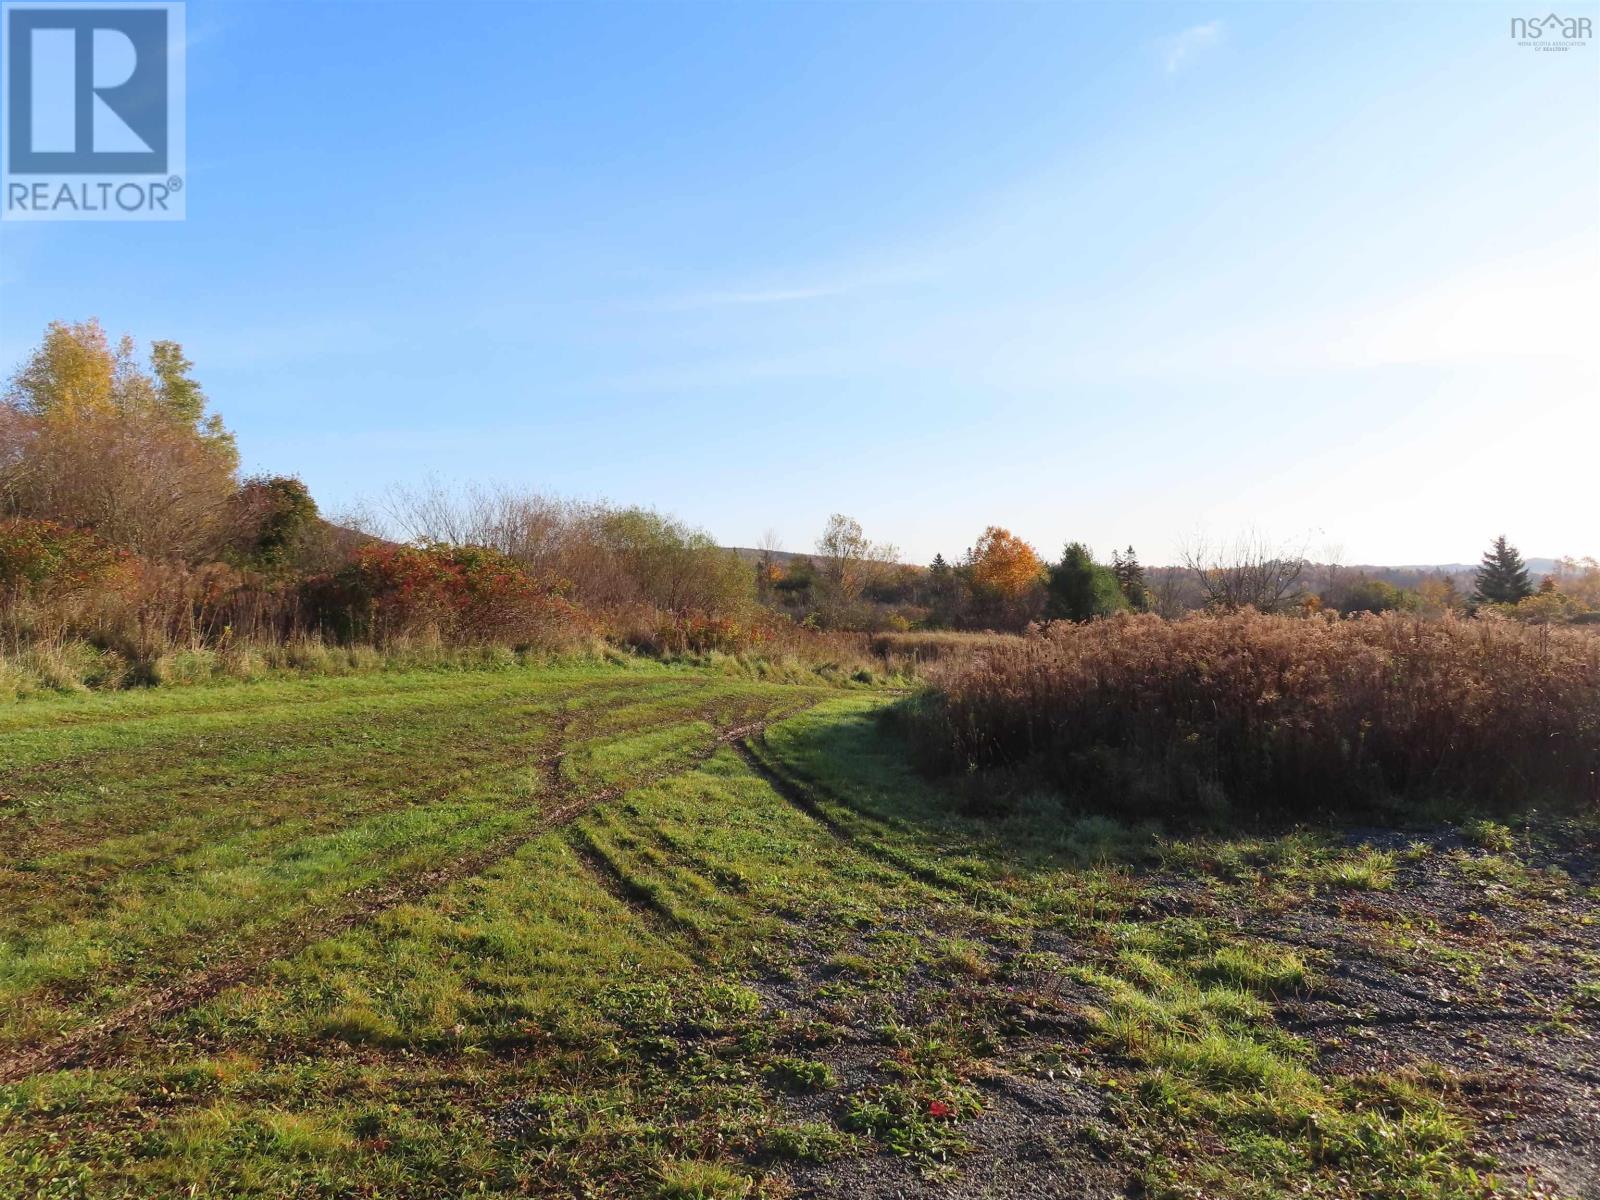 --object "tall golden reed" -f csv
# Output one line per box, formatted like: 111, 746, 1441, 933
915, 612, 1600, 814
